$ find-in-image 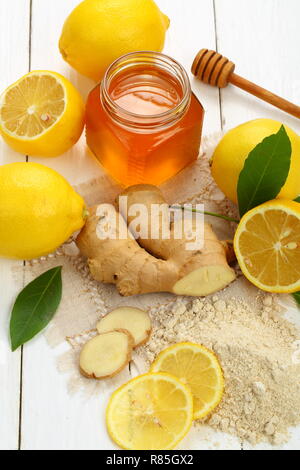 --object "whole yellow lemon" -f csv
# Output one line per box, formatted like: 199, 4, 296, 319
211, 119, 300, 204
59, 0, 170, 82
0, 163, 86, 260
